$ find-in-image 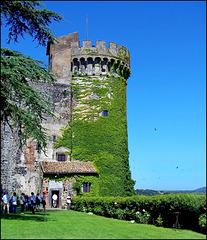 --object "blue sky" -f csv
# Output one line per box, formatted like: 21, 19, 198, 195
1, 1, 206, 190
